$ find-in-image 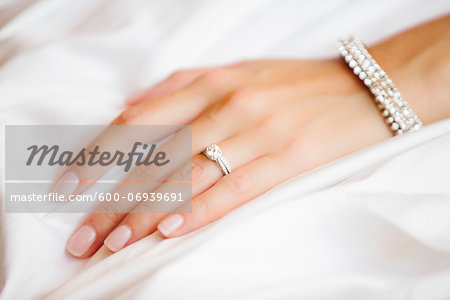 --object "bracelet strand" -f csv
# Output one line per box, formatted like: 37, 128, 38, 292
337, 37, 422, 135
